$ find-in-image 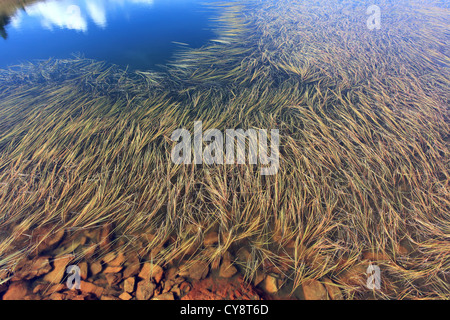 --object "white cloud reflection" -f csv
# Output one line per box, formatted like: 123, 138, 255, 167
11, 0, 154, 32
86, 1, 107, 28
